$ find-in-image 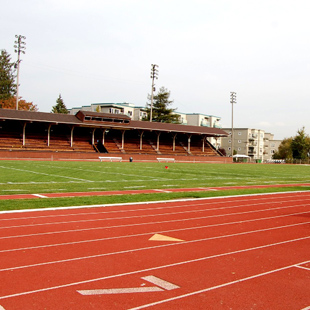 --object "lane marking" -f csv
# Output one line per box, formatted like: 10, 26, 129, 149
1, 222, 309, 272
32, 194, 48, 198
2, 193, 308, 221
149, 234, 184, 242
2, 198, 310, 230
0, 166, 93, 183
77, 275, 179, 295
1, 190, 309, 216
78, 287, 163, 295
153, 189, 172, 193
301, 307, 310, 310
129, 261, 310, 310
1, 214, 309, 256
141, 276, 180, 290
0, 240, 309, 300
295, 265, 310, 271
